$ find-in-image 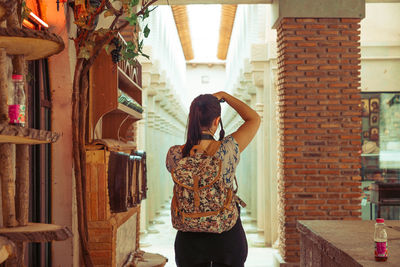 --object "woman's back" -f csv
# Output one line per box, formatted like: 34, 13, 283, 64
166, 135, 240, 188
167, 136, 247, 267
